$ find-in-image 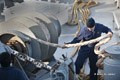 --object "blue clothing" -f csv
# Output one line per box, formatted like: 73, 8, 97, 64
0, 67, 28, 80
67, 23, 113, 80
75, 50, 98, 80
68, 23, 112, 50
